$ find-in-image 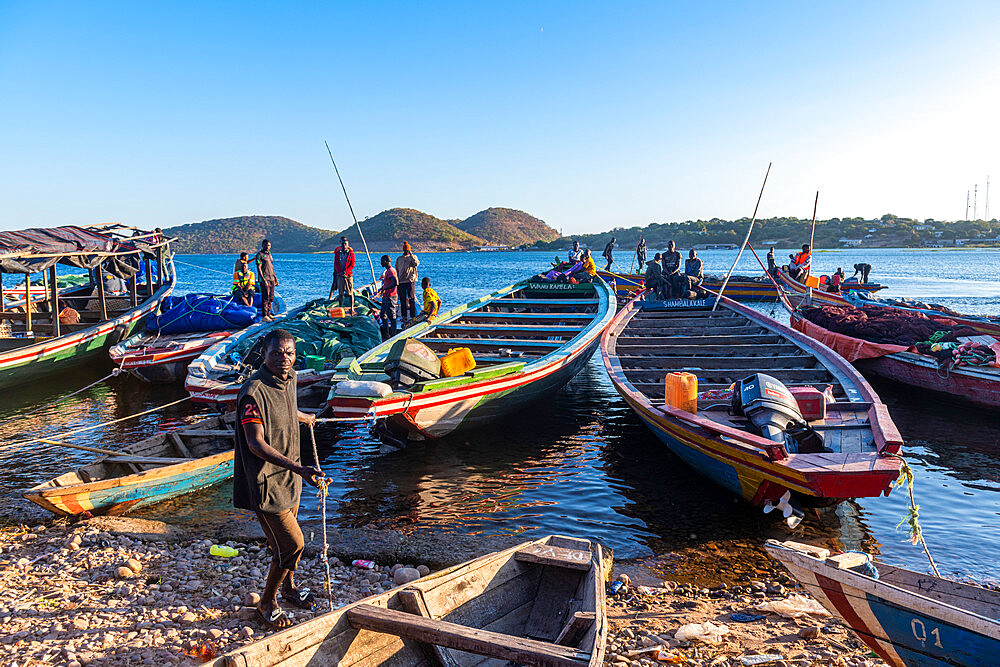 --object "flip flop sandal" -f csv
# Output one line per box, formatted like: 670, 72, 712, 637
283, 587, 314, 610
255, 606, 292, 630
